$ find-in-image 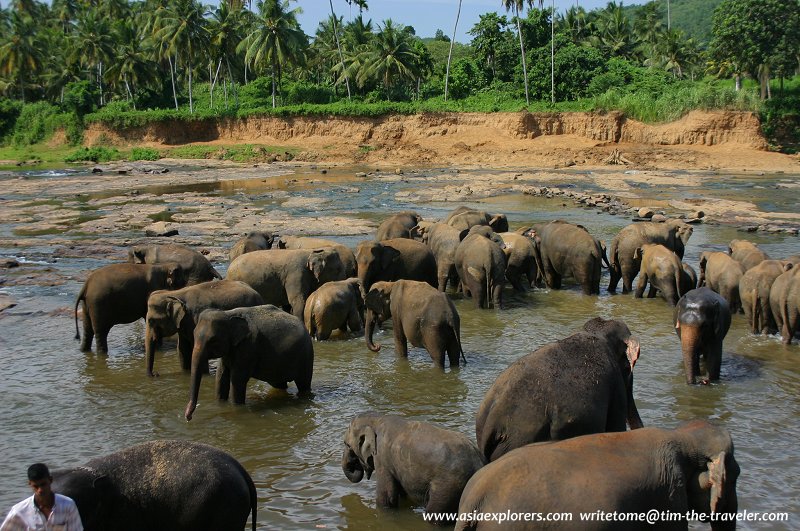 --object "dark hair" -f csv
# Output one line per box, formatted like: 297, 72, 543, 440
27, 463, 50, 482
